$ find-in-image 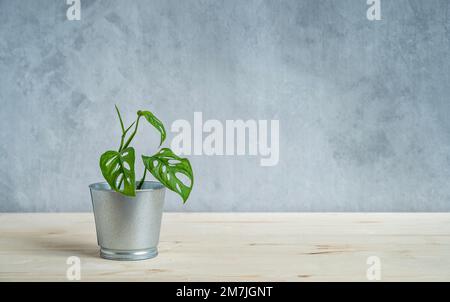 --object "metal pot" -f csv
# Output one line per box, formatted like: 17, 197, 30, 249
89, 181, 166, 261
